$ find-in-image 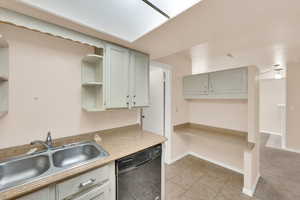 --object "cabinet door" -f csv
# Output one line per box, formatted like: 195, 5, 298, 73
183, 74, 209, 98
16, 186, 55, 200
130, 51, 150, 107
105, 44, 130, 109
209, 68, 247, 95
